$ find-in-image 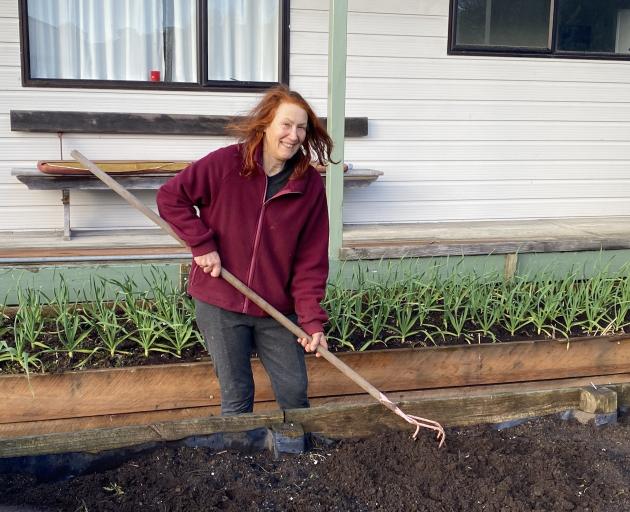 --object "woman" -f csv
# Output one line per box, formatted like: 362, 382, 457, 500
157, 86, 334, 415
